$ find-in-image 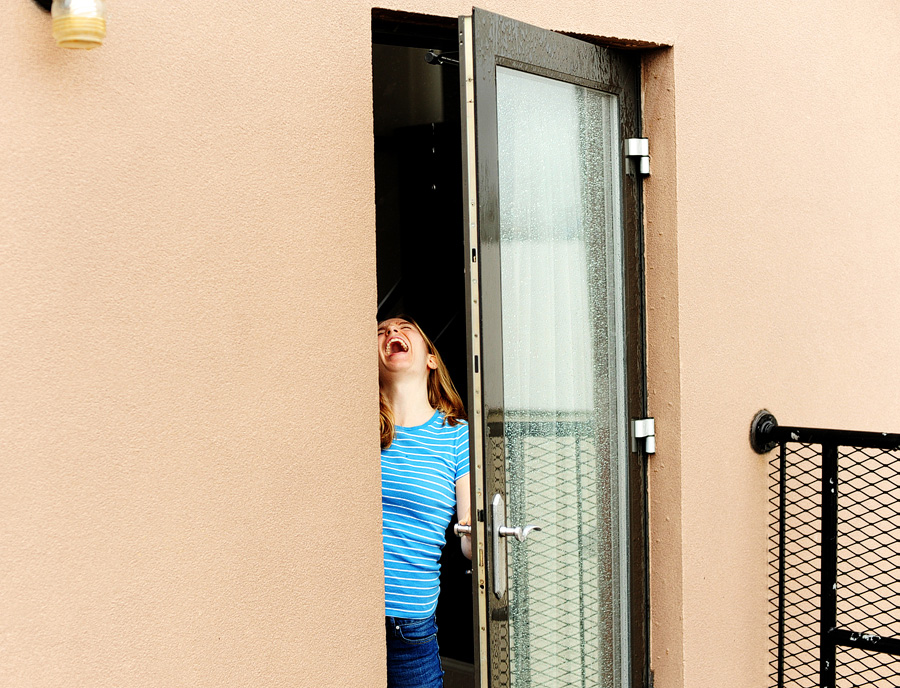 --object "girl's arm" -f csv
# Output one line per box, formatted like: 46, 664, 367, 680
456, 474, 472, 560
